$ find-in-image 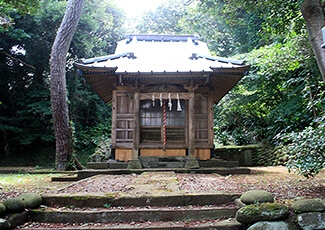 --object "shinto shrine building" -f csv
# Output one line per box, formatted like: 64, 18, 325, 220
76, 34, 250, 169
